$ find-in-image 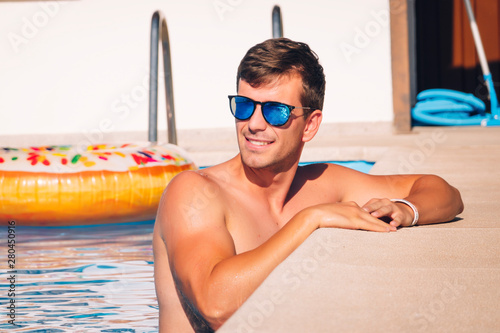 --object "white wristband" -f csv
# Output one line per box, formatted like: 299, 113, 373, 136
390, 199, 419, 226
